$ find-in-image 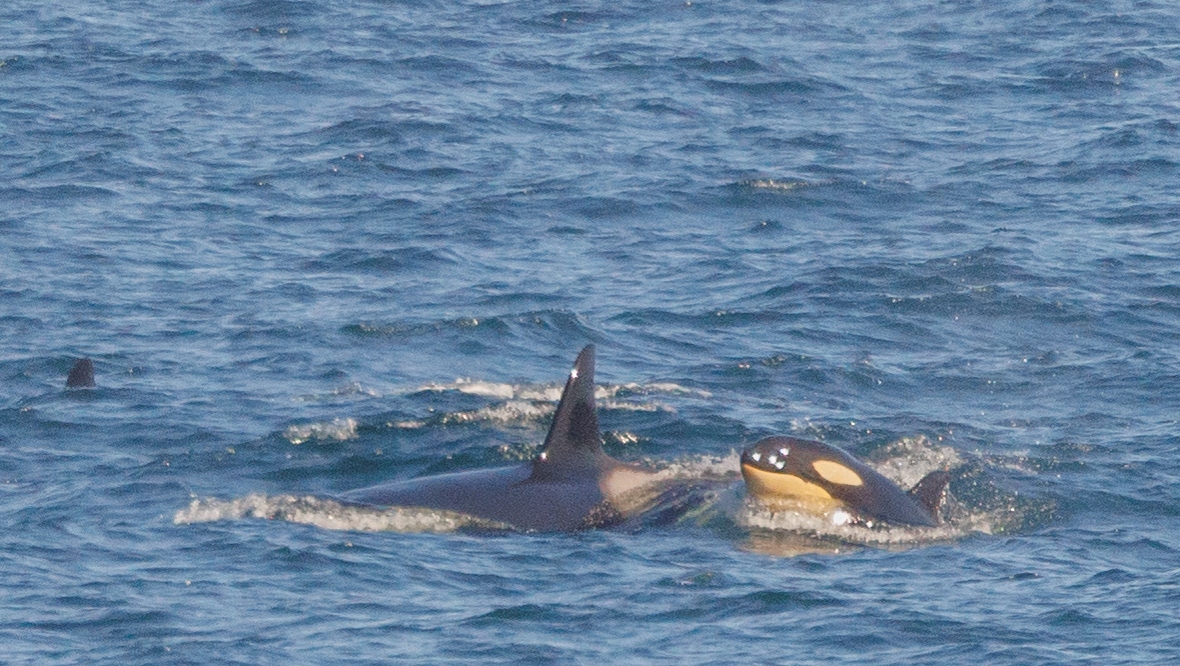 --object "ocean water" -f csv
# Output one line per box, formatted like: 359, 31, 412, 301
3, 0, 1180, 662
